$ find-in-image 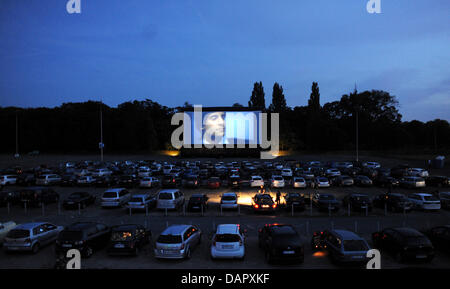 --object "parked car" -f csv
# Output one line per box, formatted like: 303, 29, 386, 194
362, 162, 381, 169
207, 177, 221, 189
250, 176, 264, 188
187, 194, 208, 212
407, 168, 429, 178
0, 175, 18, 186
408, 193, 440, 211
229, 175, 240, 188
326, 168, 341, 177
156, 189, 185, 210
4, 222, 63, 253
353, 175, 373, 186
16, 174, 36, 186
342, 193, 373, 212
154, 225, 202, 259
311, 230, 370, 265
107, 224, 152, 256
77, 175, 97, 186
35, 174, 61, 186
91, 168, 112, 178
60, 174, 77, 187
440, 192, 450, 209
426, 176, 450, 188
252, 194, 277, 213
0, 221, 17, 245
400, 176, 426, 188
312, 193, 339, 212
423, 225, 450, 254
162, 175, 179, 188
335, 175, 354, 187
375, 176, 399, 187
258, 224, 304, 264
127, 193, 156, 210
116, 175, 137, 188
55, 222, 110, 257
210, 224, 246, 260
292, 177, 306, 189
20, 187, 59, 207
63, 192, 96, 210
281, 168, 293, 178
314, 177, 330, 188
220, 192, 239, 210
284, 192, 305, 211
94, 176, 115, 187
372, 227, 434, 262
100, 188, 131, 208
270, 175, 285, 188
184, 175, 200, 188
373, 193, 412, 212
